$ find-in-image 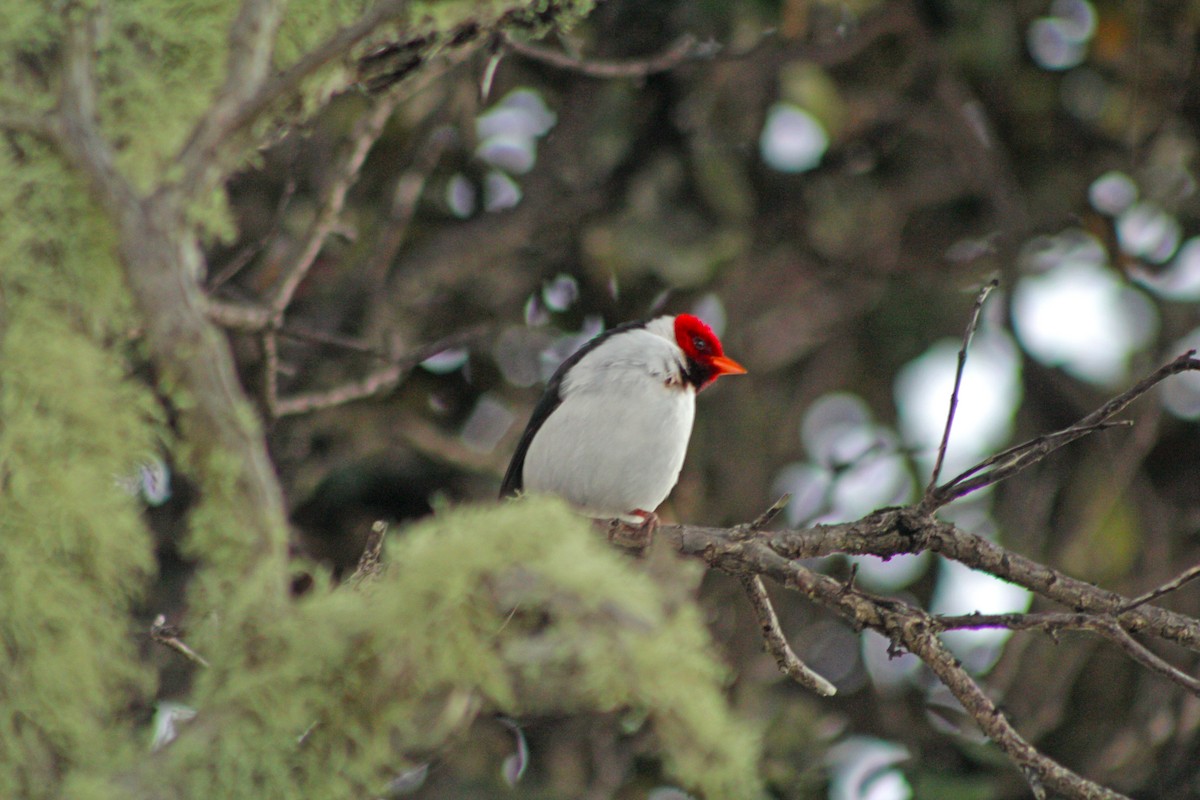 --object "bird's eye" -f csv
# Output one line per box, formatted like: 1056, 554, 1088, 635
692, 335, 708, 352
